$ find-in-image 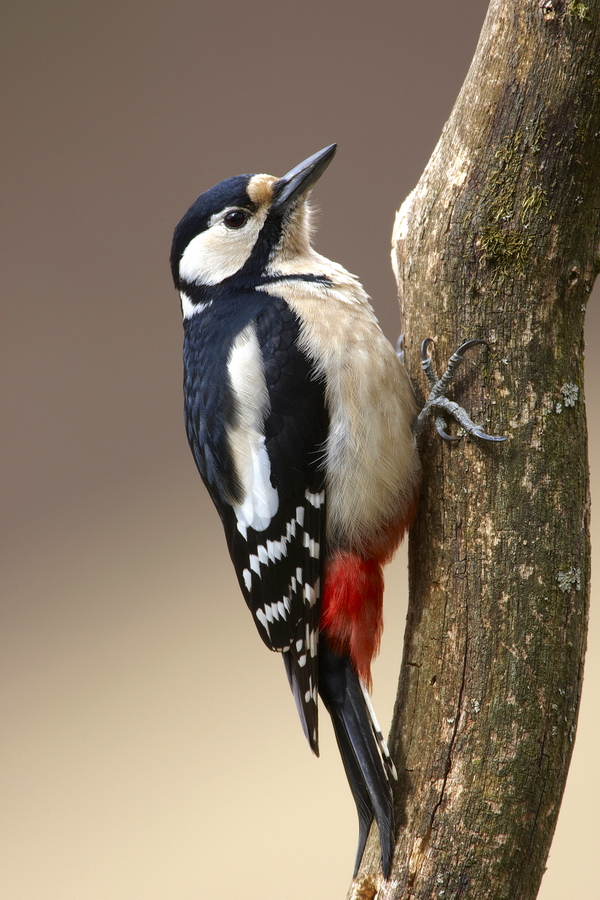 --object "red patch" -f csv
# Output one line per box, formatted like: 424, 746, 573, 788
320, 552, 384, 688
320, 499, 419, 686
